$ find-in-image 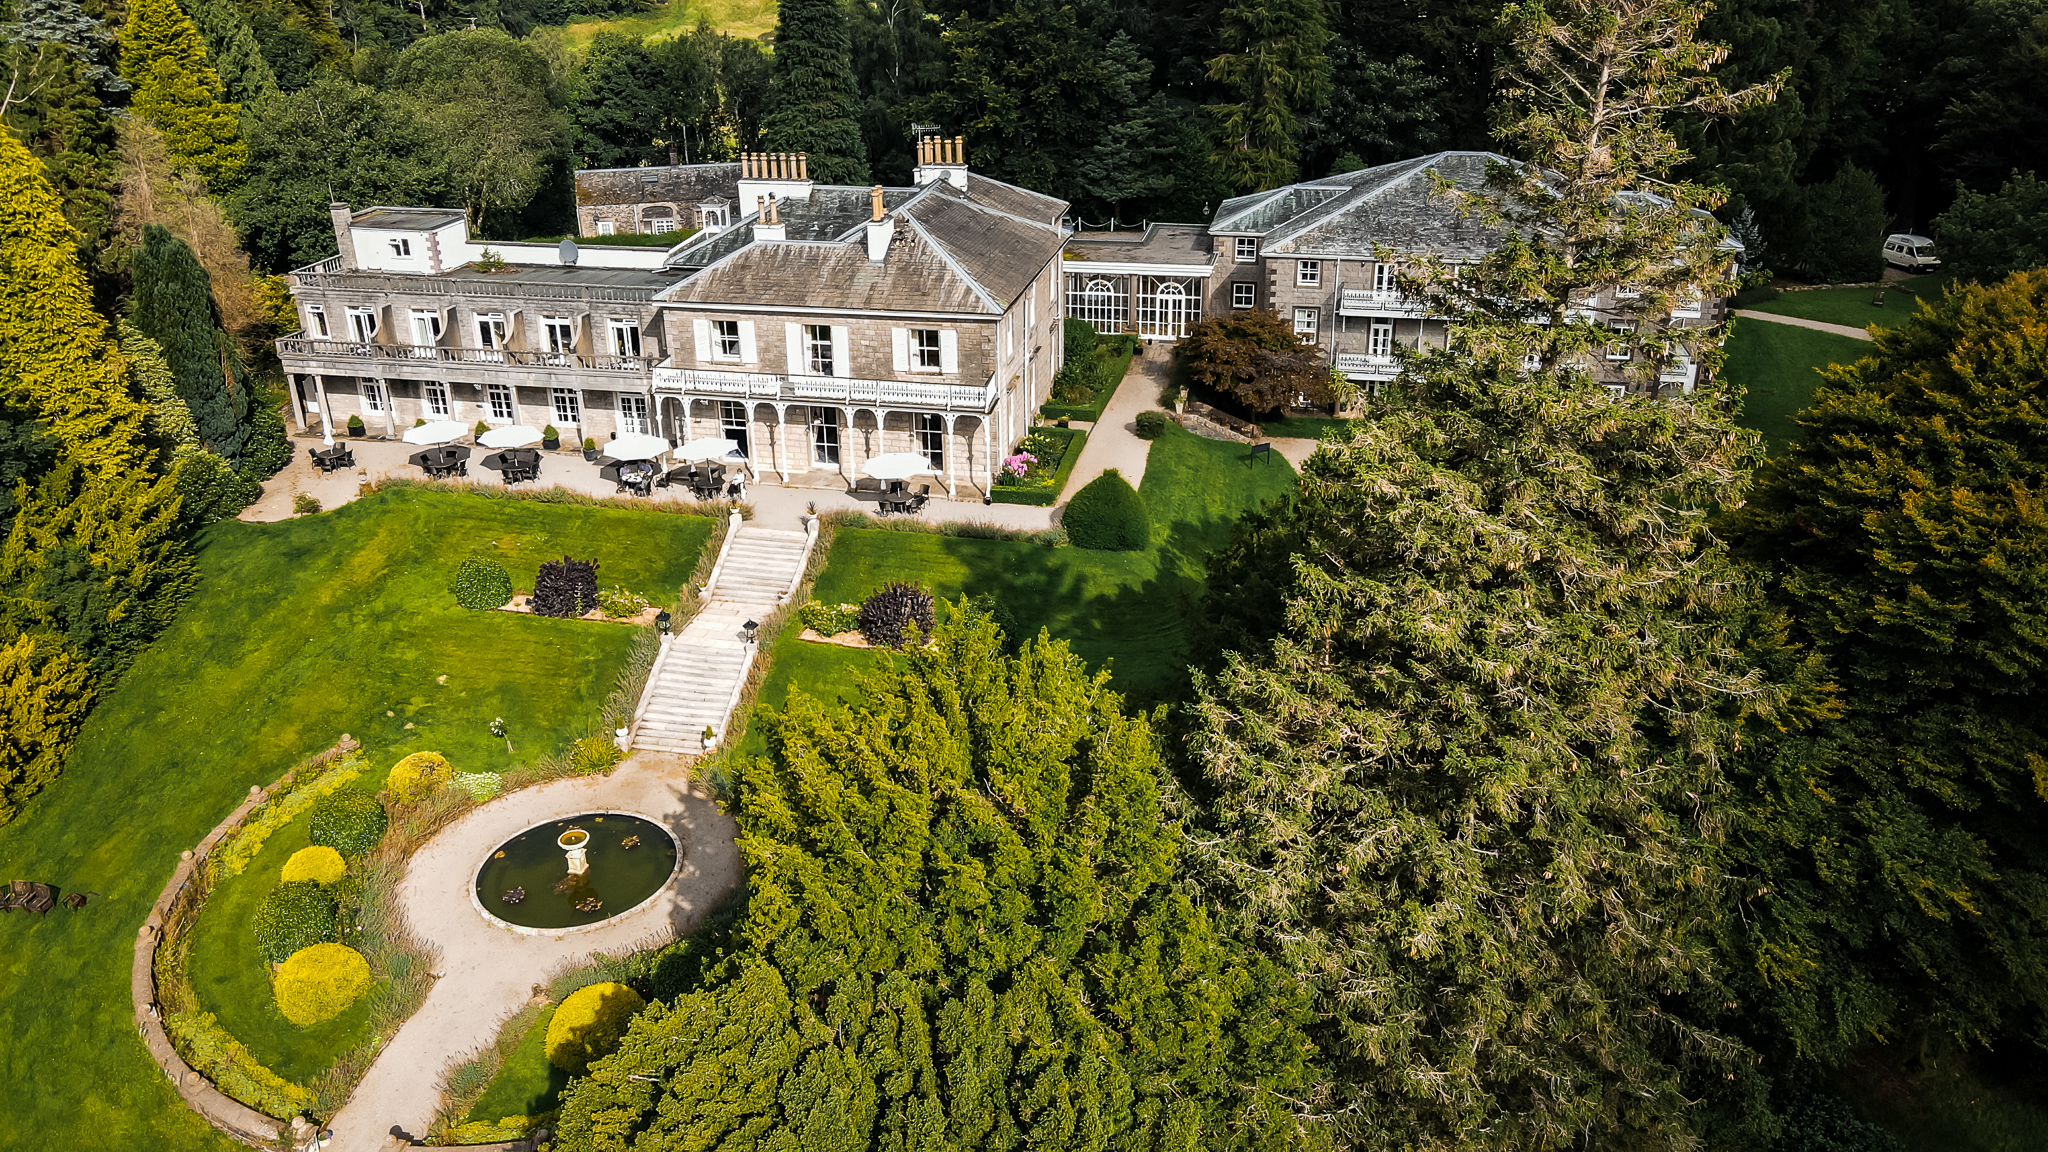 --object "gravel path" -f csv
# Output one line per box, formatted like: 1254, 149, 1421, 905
325, 753, 740, 1152
1733, 309, 1876, 341
1063, 348, 1170, 492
